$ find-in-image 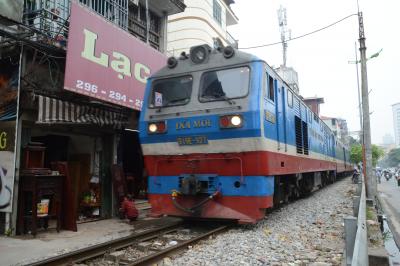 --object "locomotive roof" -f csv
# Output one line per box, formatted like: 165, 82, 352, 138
151, 48, 264, 79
